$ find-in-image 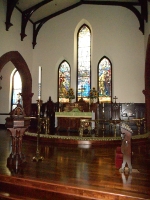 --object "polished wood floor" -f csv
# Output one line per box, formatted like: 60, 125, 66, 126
0, 128, 150, 200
